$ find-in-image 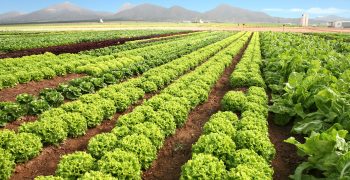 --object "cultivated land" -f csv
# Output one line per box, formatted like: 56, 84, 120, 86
1, 21, 350, 33
0, 25, 349, 180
